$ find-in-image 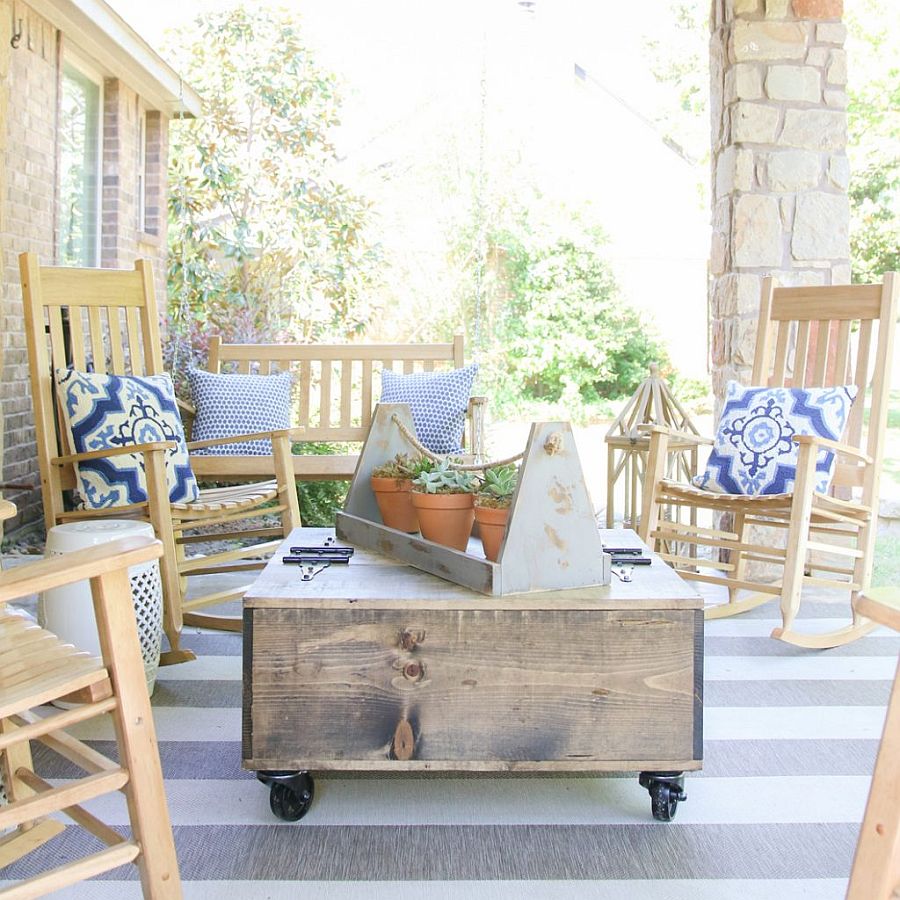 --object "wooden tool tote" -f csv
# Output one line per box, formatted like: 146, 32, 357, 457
336, 403, 611, 595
